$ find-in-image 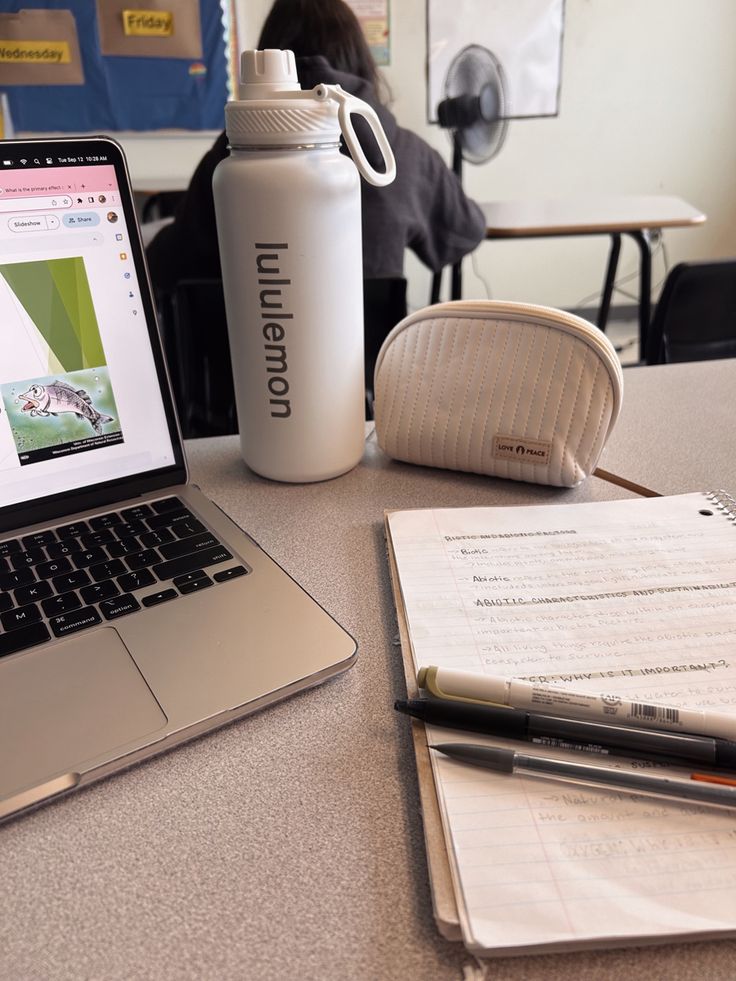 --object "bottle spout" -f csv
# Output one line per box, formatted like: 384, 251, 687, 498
238, 49, 301, 99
